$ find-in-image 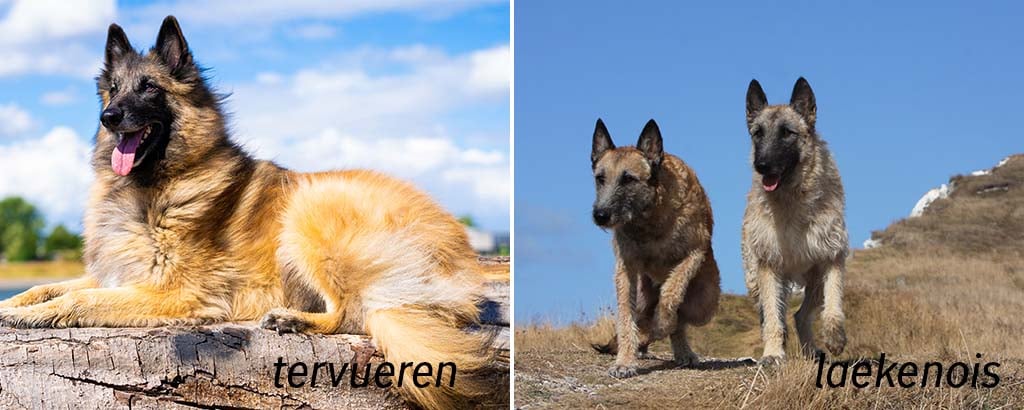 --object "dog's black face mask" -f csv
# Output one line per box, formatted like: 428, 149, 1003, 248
750, 123, 801, 192
745, 78, 817, 192
590, 119, 663, 228
99, 69, 173, 177
96, 17, 198, 178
